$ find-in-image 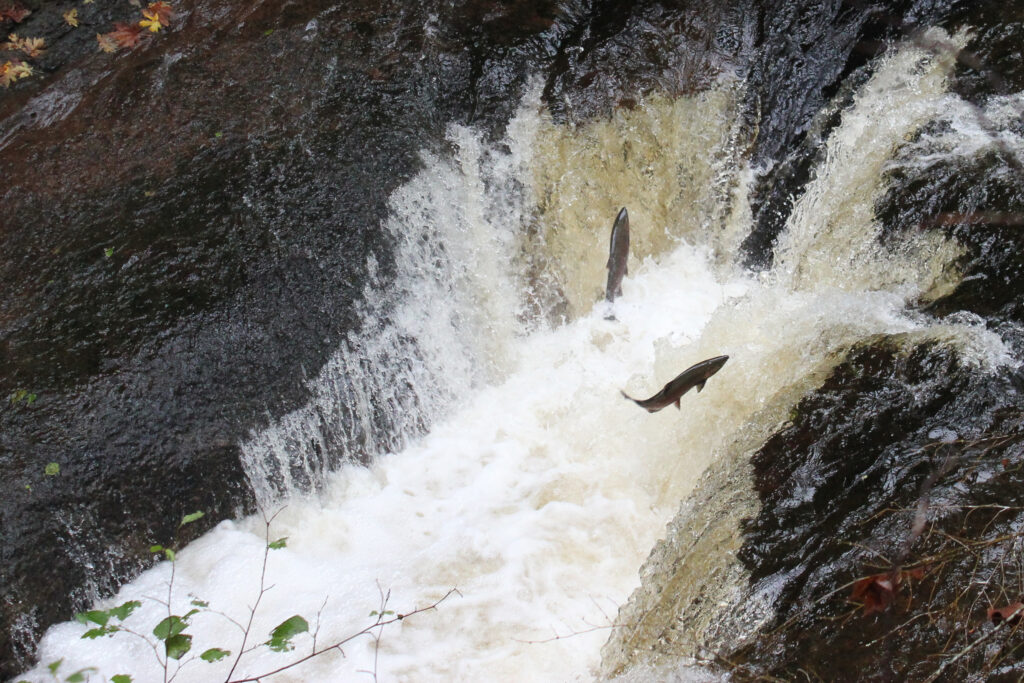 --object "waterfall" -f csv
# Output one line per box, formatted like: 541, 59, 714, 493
17, 27, 1018, 683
